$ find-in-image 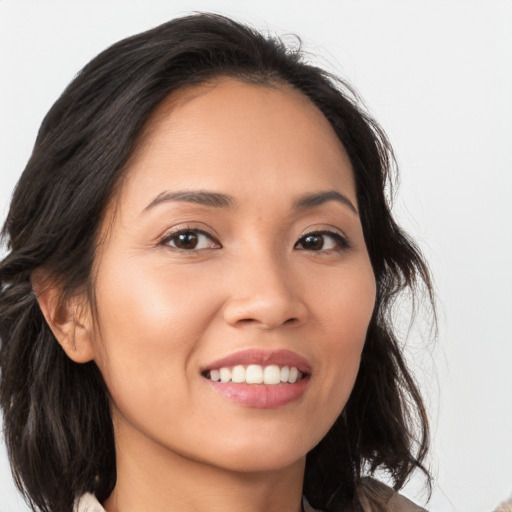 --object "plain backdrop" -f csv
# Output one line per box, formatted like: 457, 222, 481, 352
1, 1, 511, 511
